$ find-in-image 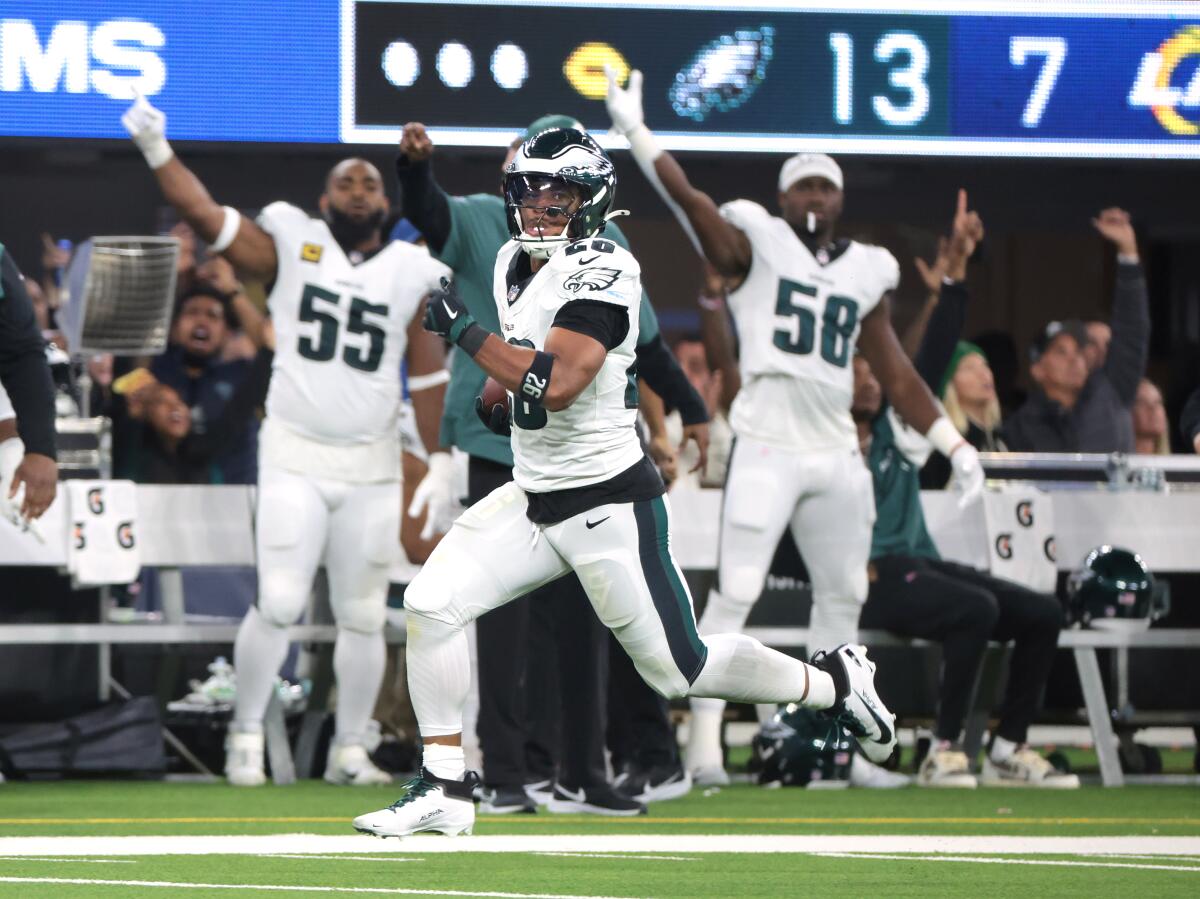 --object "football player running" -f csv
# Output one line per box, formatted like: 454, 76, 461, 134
123, 95, 452, 786
352, 127, 896, 839
604, 69, 985, 784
